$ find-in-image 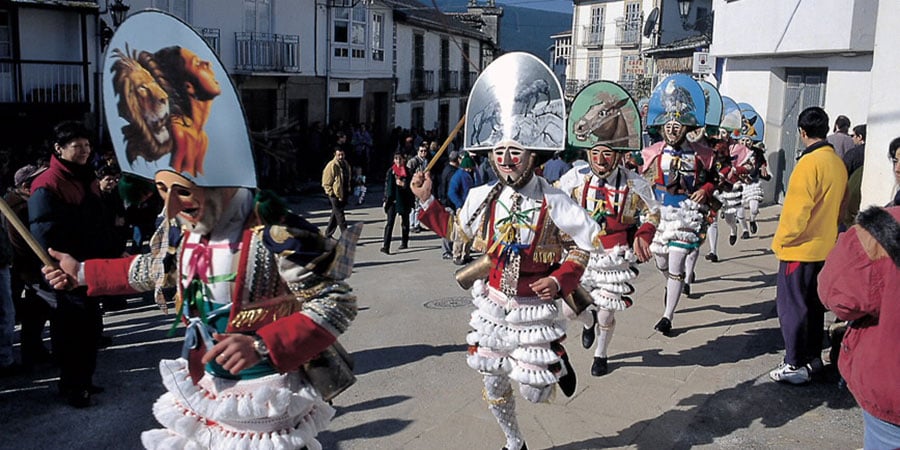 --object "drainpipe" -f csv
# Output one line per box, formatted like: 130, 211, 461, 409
325, 0, 331, 126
